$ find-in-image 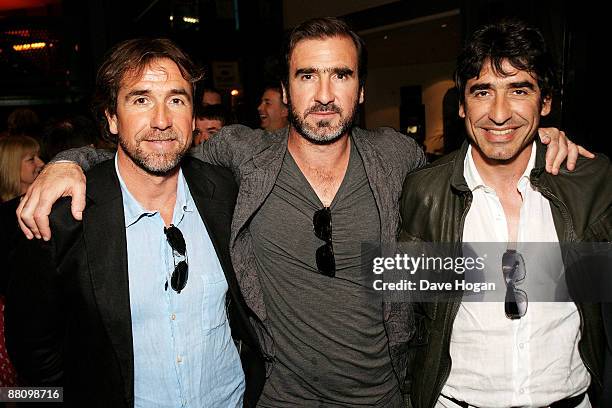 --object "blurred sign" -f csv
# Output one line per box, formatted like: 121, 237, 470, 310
212, 61, 240, 89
